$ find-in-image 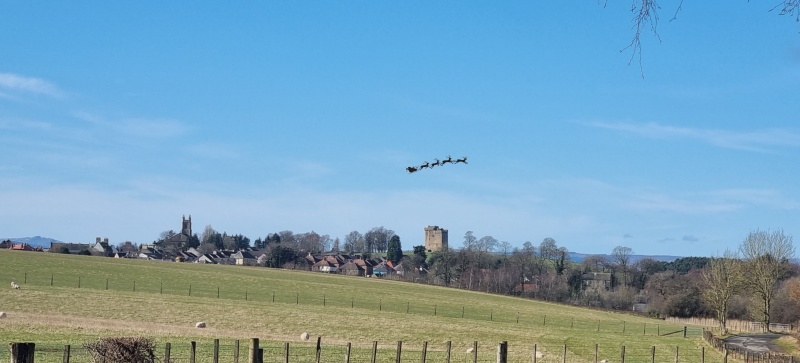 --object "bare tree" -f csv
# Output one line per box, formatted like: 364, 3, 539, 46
364, 226, 395, 253
539, 238, 558, 264
739, 229, 795, 331
702, 250, 743, 335
463, 231, 477, 250
612, 246, 634, 287
611, 0, 800, 73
